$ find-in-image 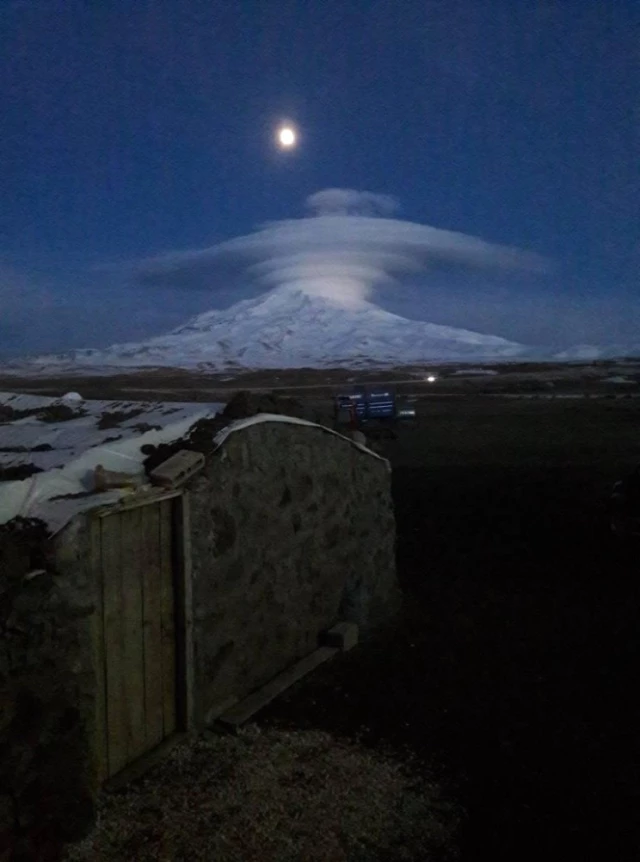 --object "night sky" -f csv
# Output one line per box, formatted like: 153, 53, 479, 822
1, 0, 637, 357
